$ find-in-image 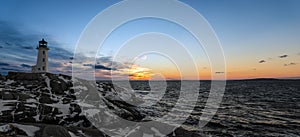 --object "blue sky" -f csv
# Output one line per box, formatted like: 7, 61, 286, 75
0, 0, 299, 79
